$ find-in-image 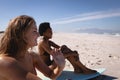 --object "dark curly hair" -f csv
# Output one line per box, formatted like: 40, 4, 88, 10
39, 22, 51, 36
